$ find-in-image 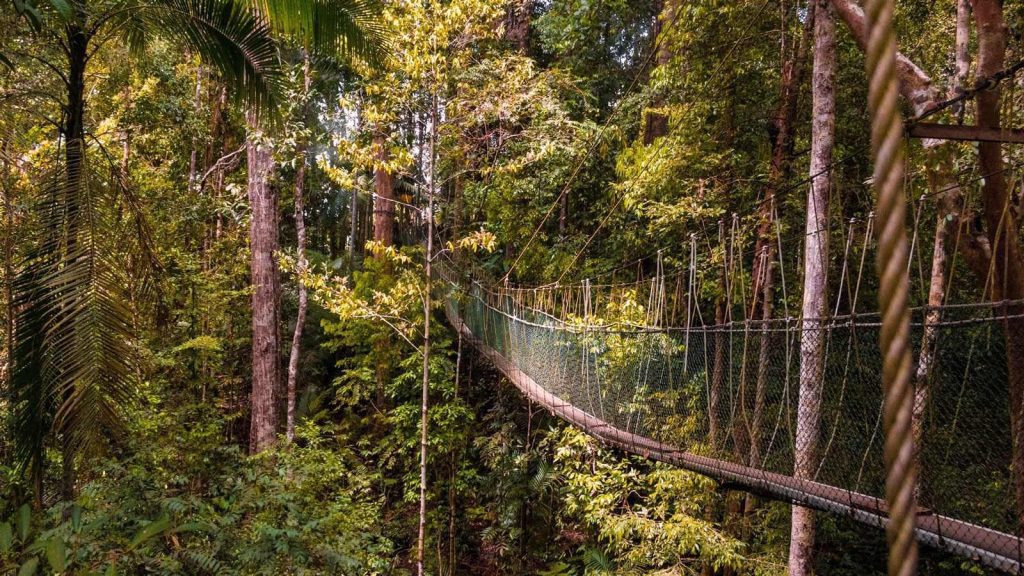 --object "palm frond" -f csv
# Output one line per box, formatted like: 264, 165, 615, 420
10, 142, 139, 473
247, 0, 388, 66
111, 0, 284, 116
